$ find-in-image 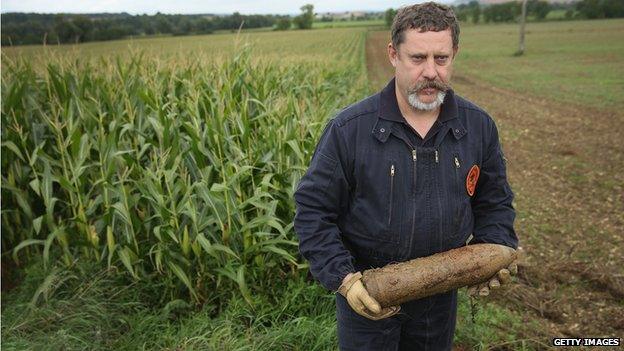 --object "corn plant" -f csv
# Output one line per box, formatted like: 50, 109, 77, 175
1, 30, 368, 305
